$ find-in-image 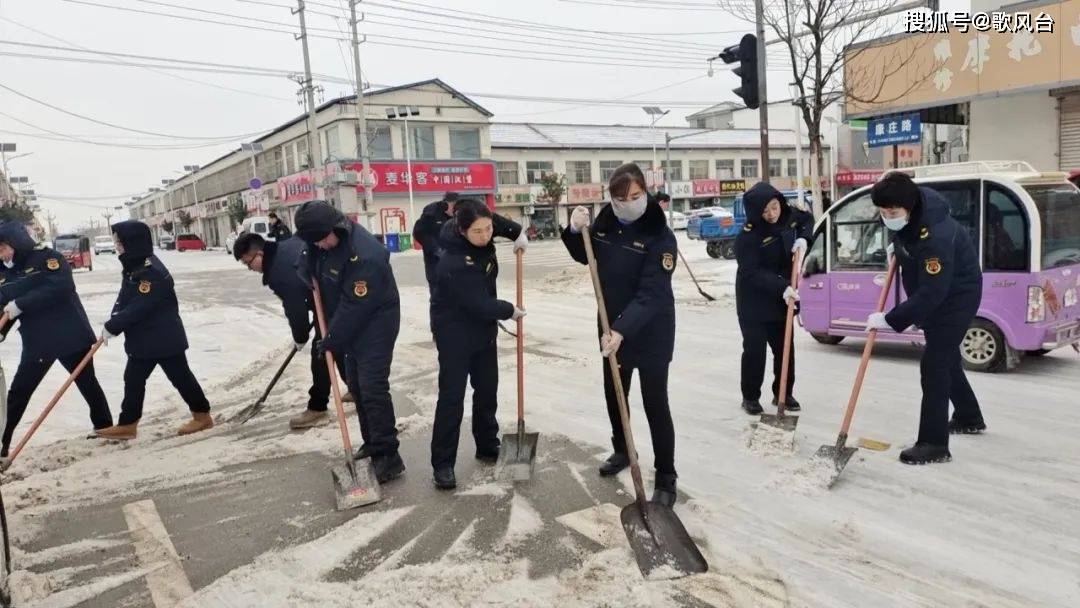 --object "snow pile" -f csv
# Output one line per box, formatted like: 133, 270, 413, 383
500, 493, 543, 546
